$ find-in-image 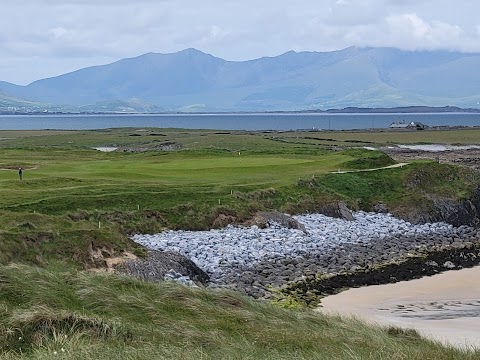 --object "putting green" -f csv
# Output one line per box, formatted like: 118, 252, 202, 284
151, 156, 315, 170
